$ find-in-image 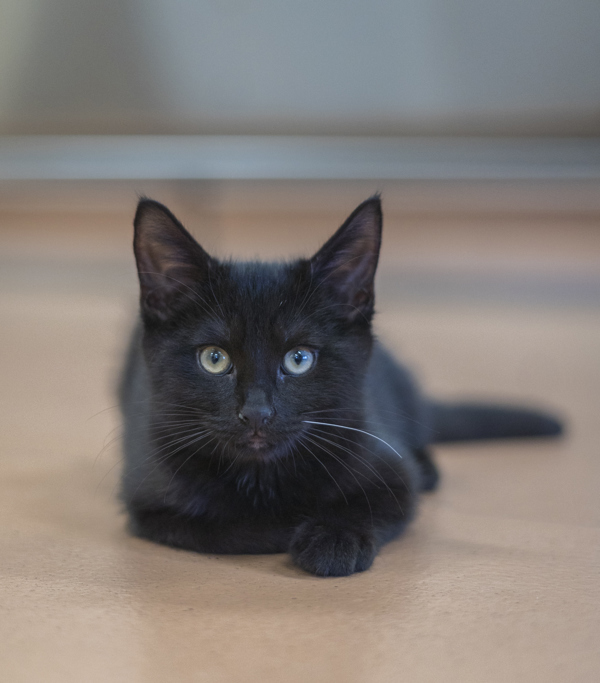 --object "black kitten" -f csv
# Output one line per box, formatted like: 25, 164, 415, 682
119, 196, 562, 576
